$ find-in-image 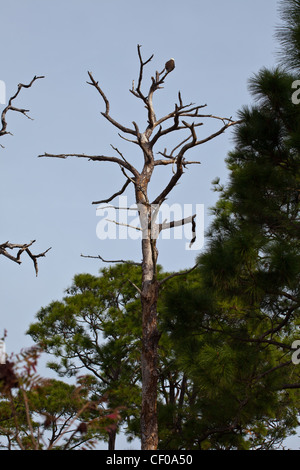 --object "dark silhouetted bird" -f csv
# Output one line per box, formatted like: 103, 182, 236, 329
165, 58, 175, 73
